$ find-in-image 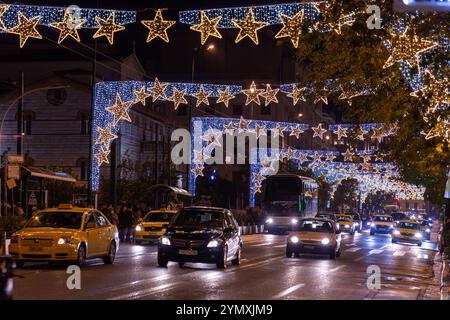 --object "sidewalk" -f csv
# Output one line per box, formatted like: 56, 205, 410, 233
441, 253, 449, 300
